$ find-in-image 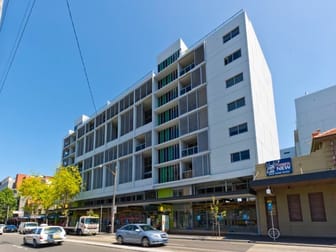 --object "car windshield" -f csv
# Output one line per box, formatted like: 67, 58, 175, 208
44, 227, 63, 234
139, 225, 156, 231
84, 218, 99, 224
26, 223, 38, 227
